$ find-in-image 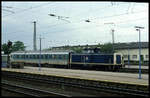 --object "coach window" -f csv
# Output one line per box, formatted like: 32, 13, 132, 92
65, 55, 68, 59
32, 55, 34, 59
16, 55, 18, 59
22, 55, 24, 59
54, 55, 56, 59
50, 55, 52, 59
37, 55, 39, 59
29, 55, 31, 59
45, 54, 48, 59
58, 55, 62, 59
34, 55, 37, 59
26, 55, 28, 59
41, 55, 43, 59
62, 55, 65, 59
14, 55, 16, 59
21, 55, 23, 59
52, 54, 54, 59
